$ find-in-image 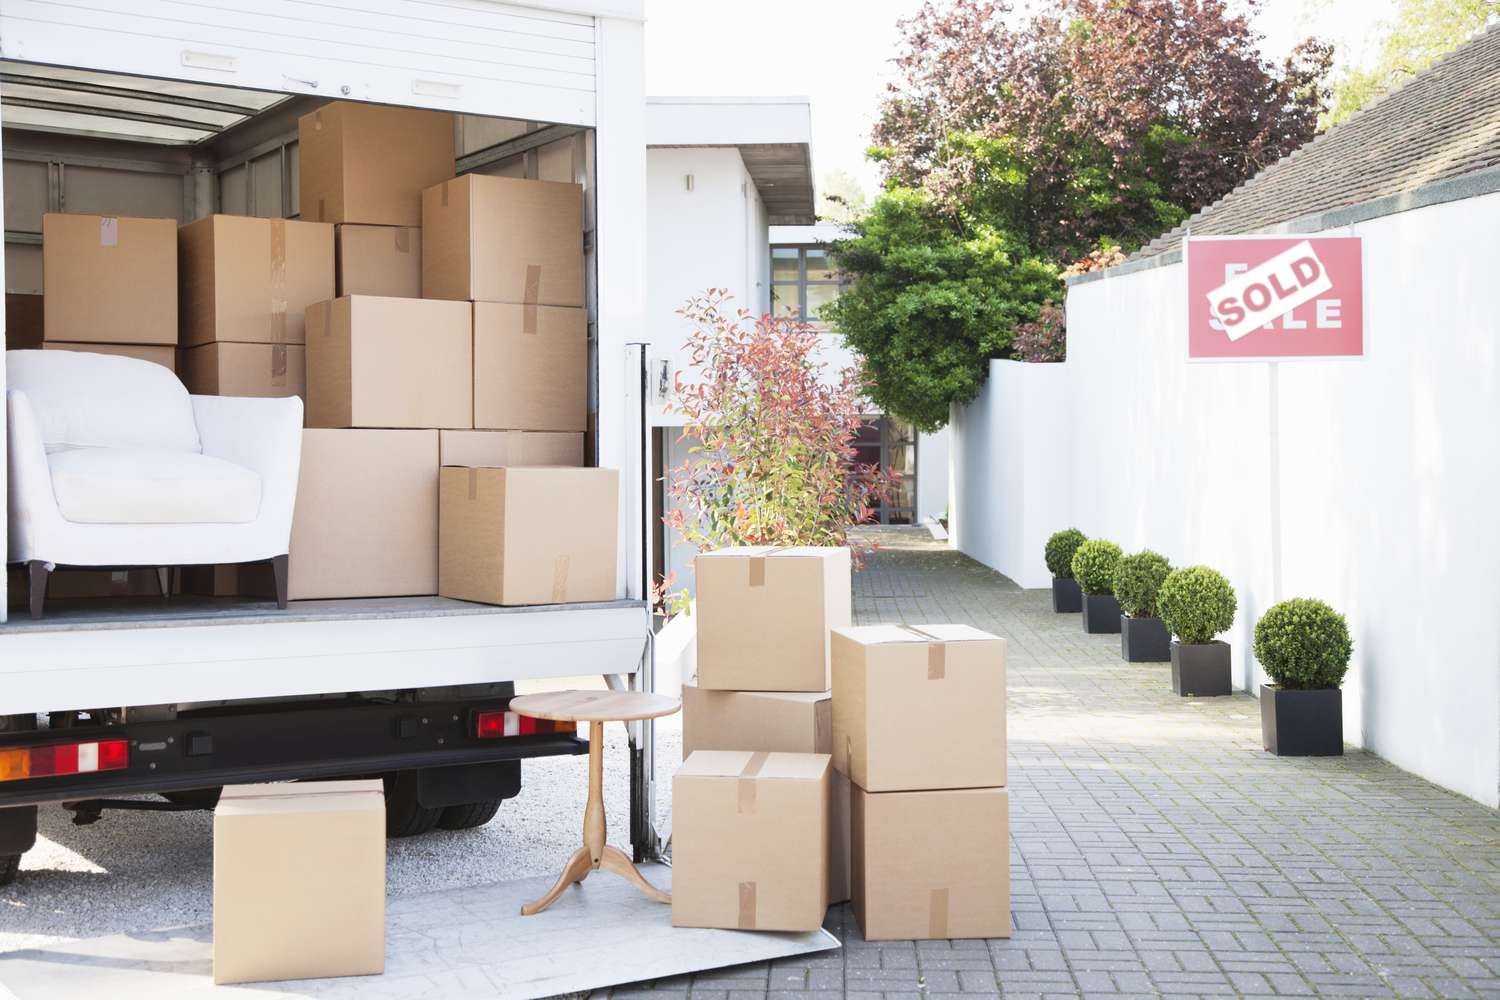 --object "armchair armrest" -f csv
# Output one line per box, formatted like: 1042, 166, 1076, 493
192, 394, 304, 542
6, 388, 64, 564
